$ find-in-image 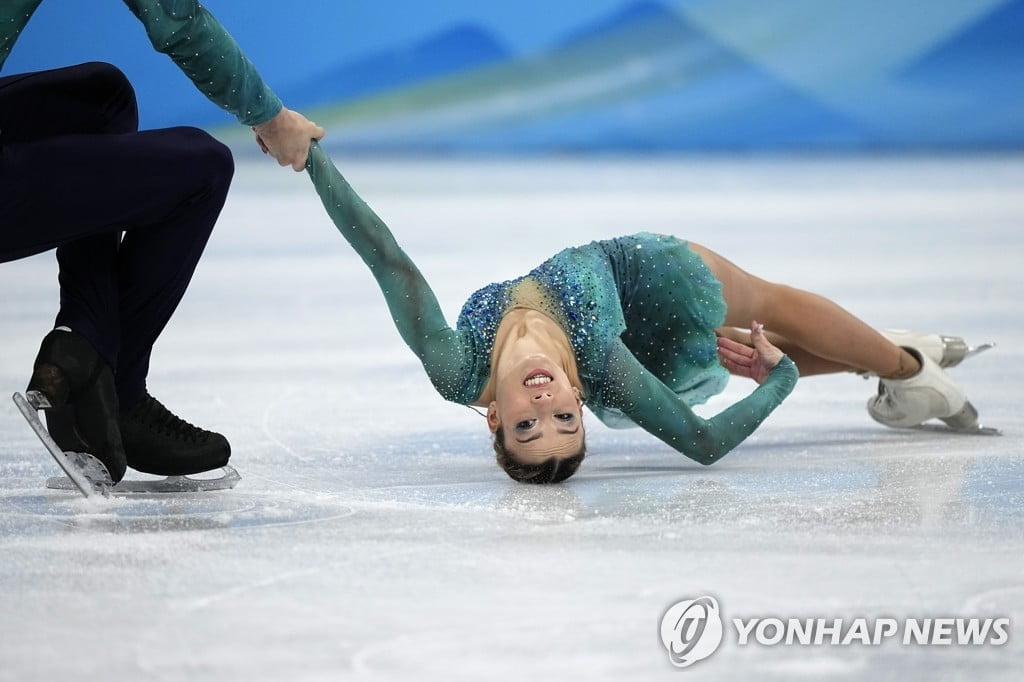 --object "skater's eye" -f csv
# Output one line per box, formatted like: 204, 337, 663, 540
555, 413, 574, 422
515, 419, 536, 432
